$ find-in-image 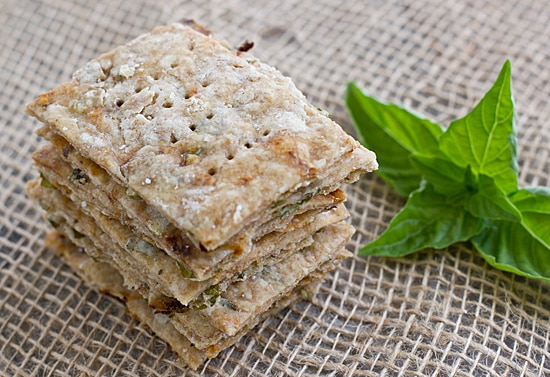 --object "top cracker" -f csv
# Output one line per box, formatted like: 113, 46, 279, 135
27, 22, 377, 250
